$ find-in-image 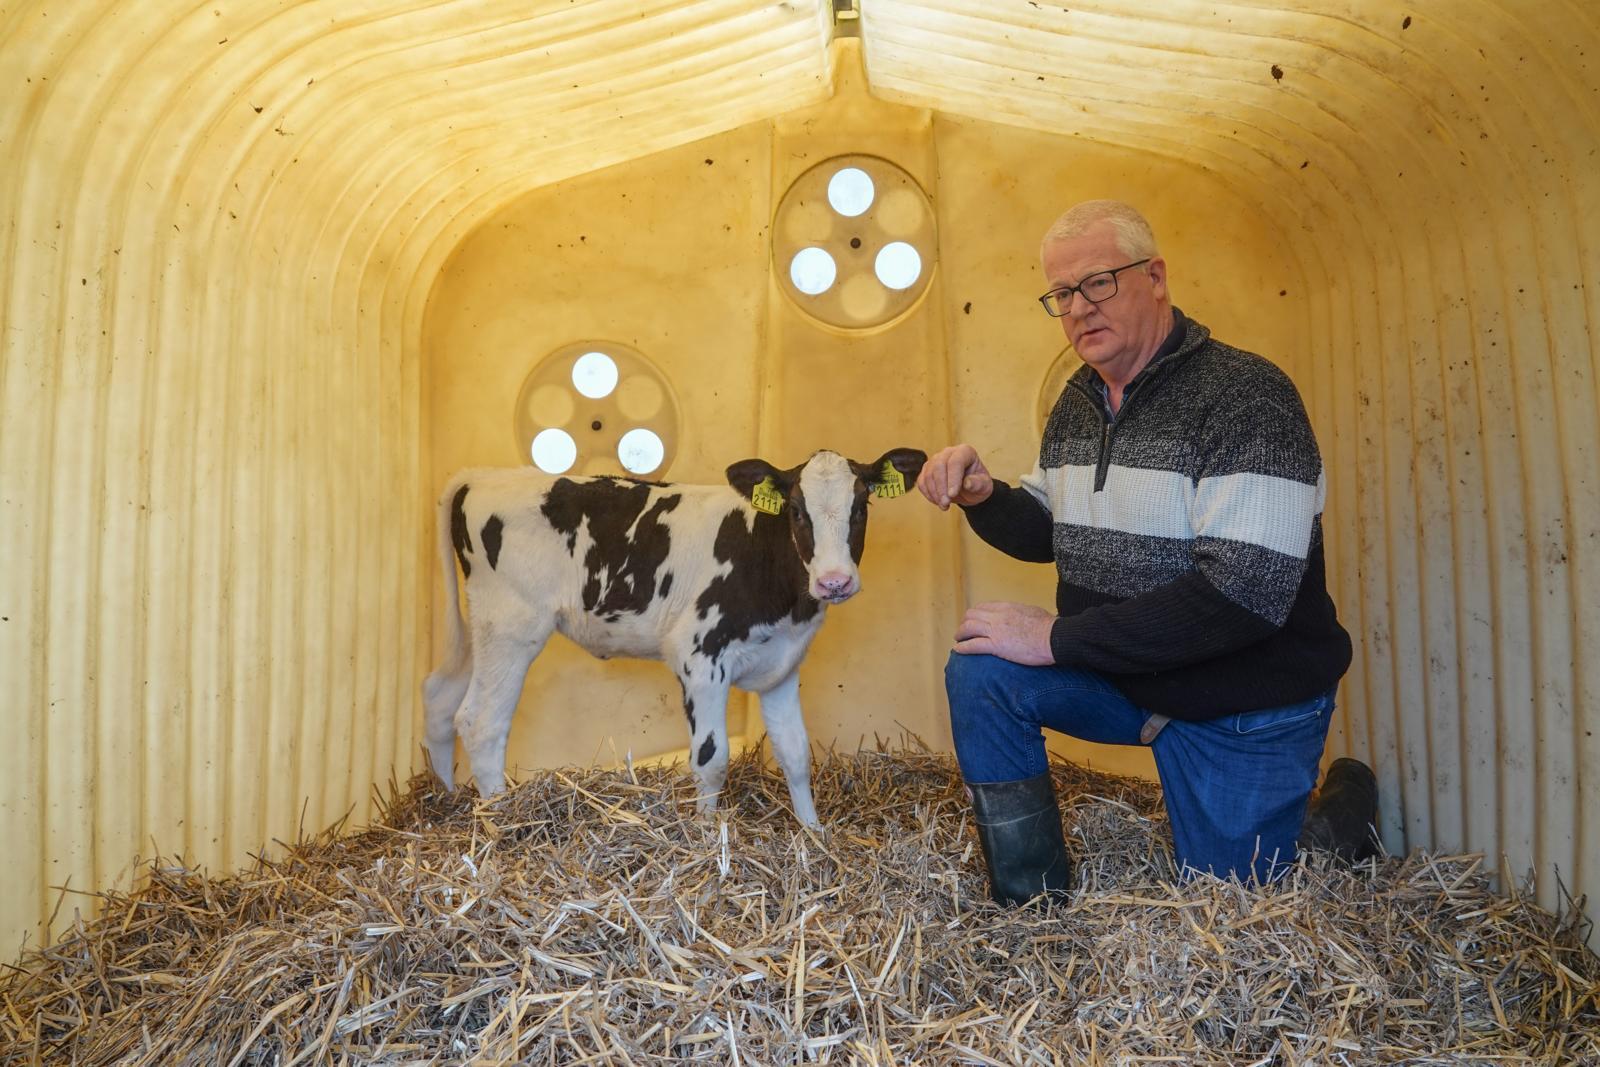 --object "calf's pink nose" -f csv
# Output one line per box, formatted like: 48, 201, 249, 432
816, 572, 854, 596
